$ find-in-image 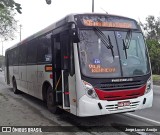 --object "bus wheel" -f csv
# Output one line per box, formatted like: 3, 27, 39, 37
12, 78, 19, 94
47, 86, 60, 114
